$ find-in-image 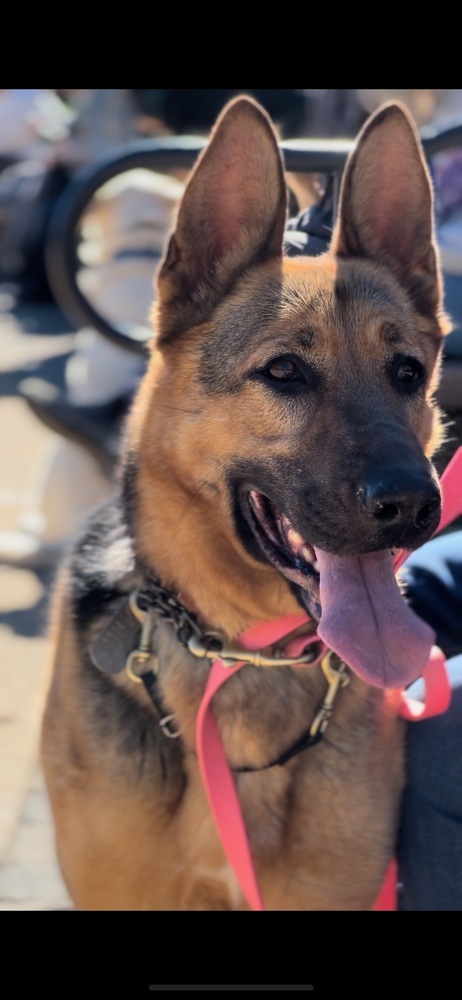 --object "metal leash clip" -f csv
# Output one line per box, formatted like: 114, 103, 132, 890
187, 631, 323, 669
309, 651, 351, 738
